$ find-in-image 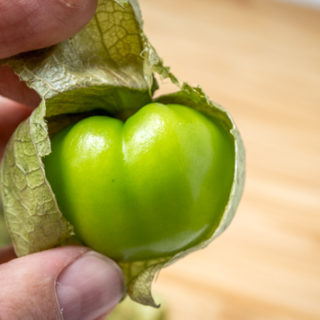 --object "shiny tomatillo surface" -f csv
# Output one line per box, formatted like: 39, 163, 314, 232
44, 103, 235, 261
